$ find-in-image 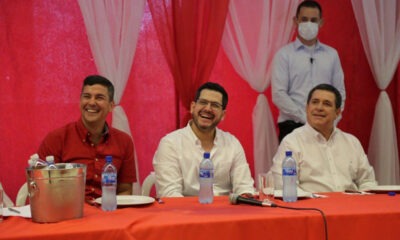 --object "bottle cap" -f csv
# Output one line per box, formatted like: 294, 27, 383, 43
105, 155, 113, 163
45, 155, 55, 163
30, 153, 39, 160
388, 191, 396, 196
203, 152, 210, 159
285, 151, 292, 157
